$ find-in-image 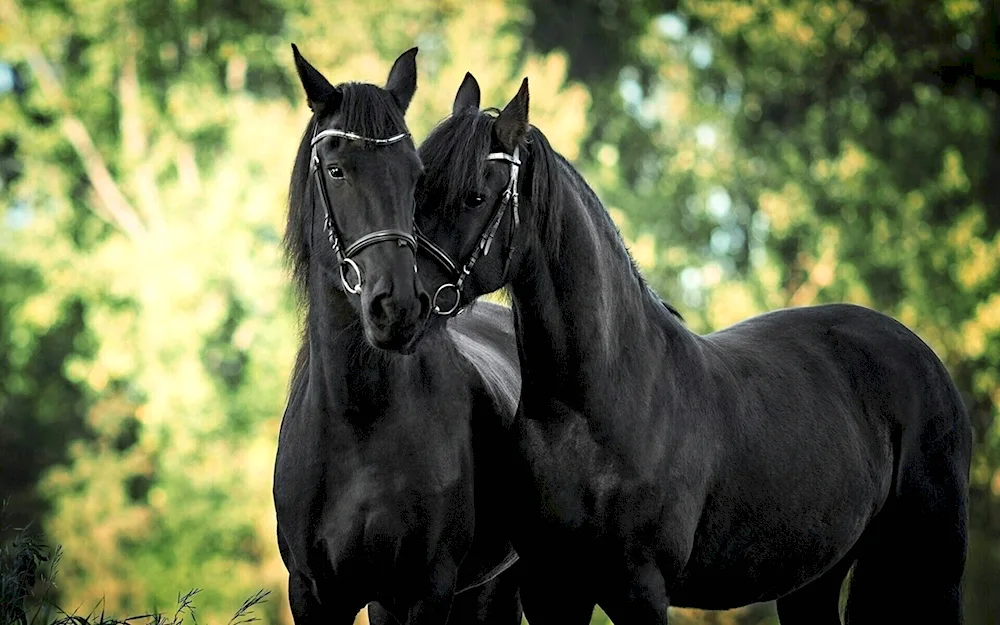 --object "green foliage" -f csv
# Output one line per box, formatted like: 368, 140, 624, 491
1, 513, 54, 625
1, 508, 271, 625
